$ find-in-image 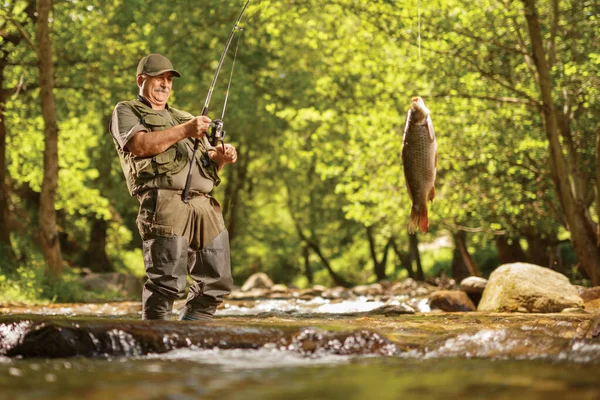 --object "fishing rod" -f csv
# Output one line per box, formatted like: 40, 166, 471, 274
182, 0, 250, 203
